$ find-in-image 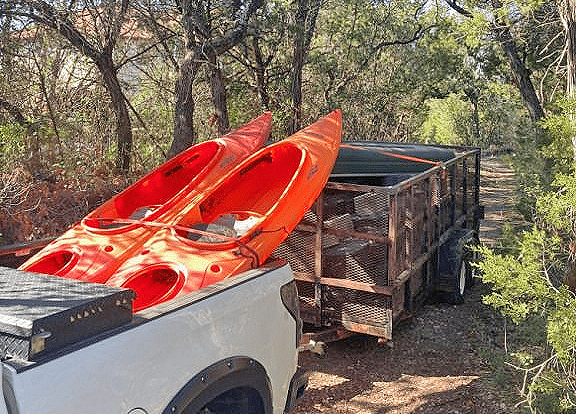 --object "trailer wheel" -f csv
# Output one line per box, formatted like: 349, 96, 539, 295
457, 258, 467, 297
436, 228, 478, 304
